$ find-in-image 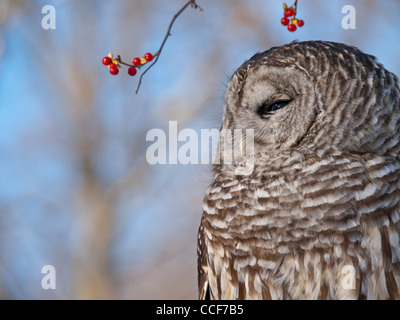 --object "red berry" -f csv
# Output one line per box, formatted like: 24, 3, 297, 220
144, 53, 153, 62
109, 67, 119, 75
297, 20, 304, 27
128, 67, 137, 76
284, 9, 294, 17
132, 57, 141, 66
281, 17, 289, 26
102, 57, 112, 65
288, 24, 297, 32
